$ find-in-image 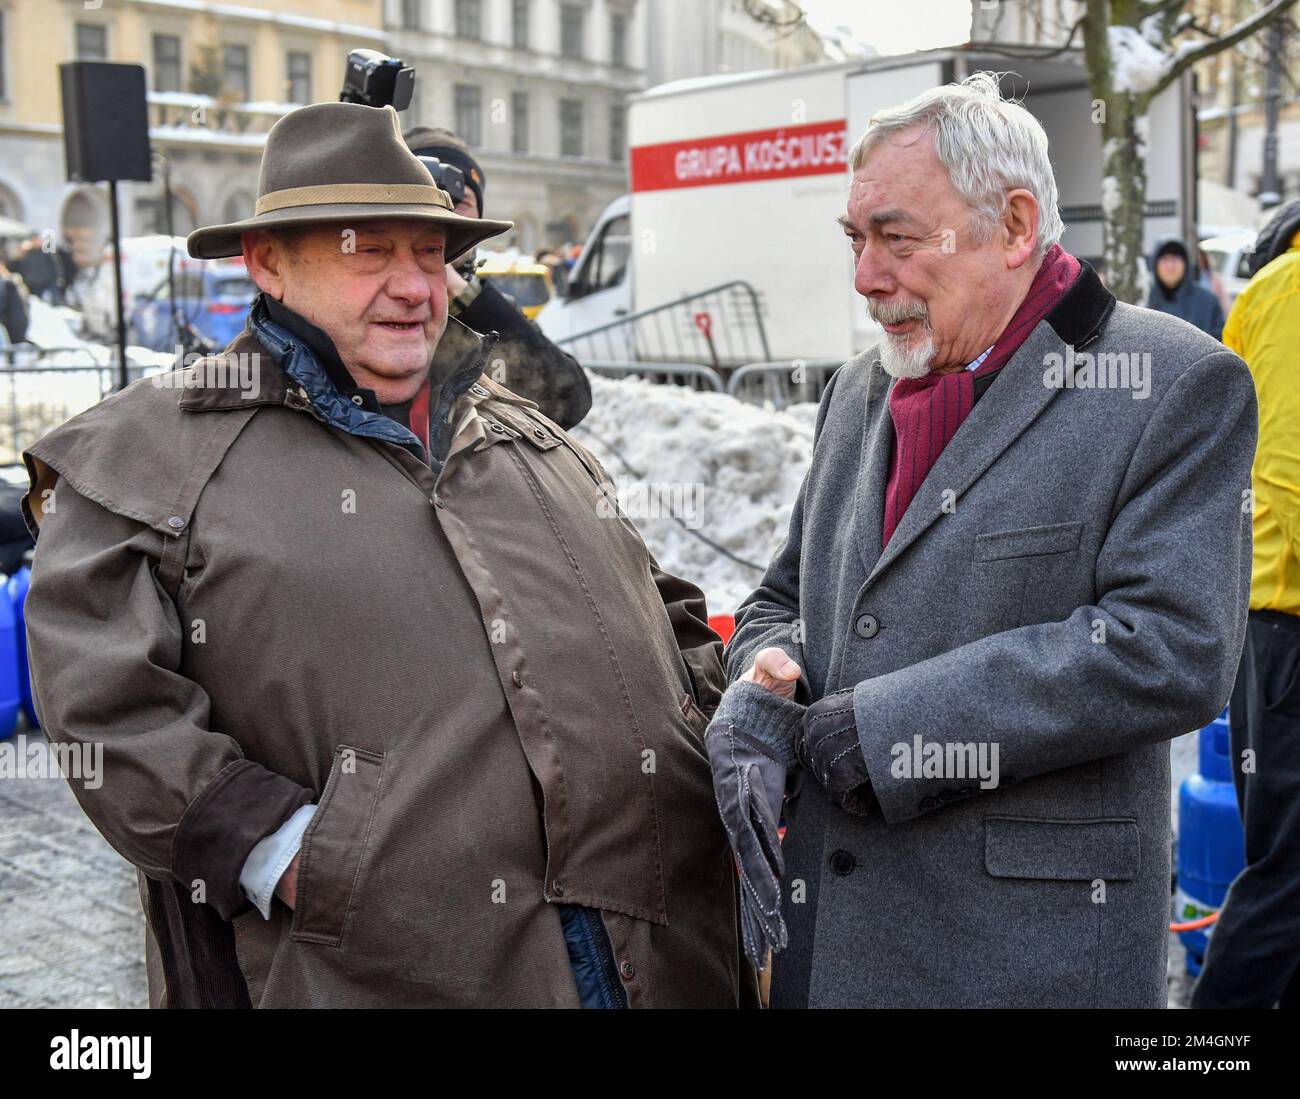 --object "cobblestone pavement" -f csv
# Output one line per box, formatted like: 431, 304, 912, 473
1, 723, 1197, 1009
0, 725, 148, 1009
